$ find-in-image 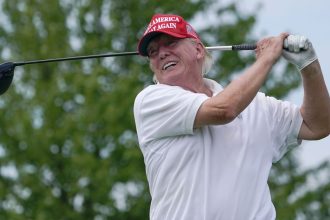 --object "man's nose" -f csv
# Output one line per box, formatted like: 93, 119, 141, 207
159, 46, 170, 59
